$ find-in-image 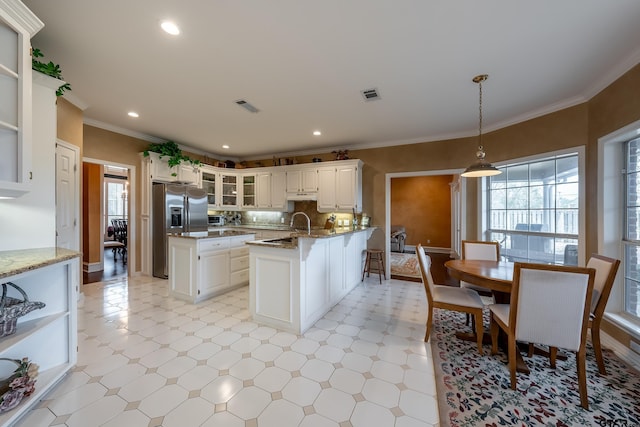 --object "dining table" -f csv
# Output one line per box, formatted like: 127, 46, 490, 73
444, 258, 564, 373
